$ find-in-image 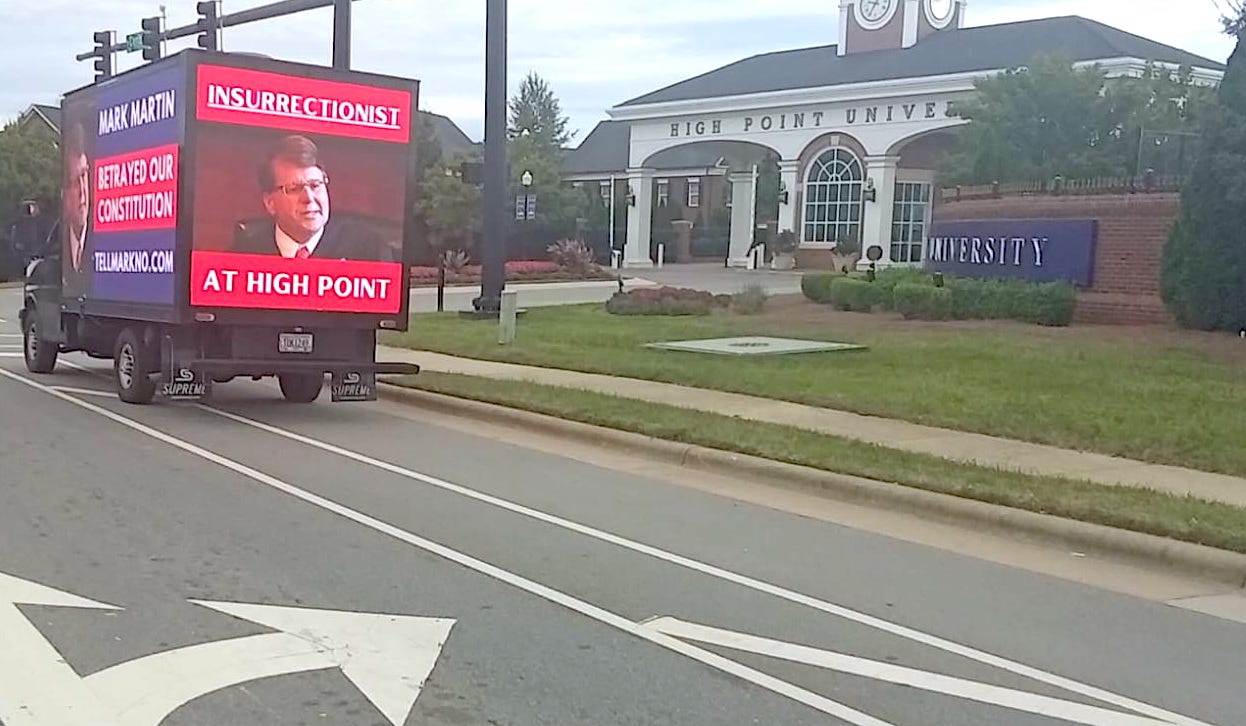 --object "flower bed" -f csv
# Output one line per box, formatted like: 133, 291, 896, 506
606, 286, 734, 316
